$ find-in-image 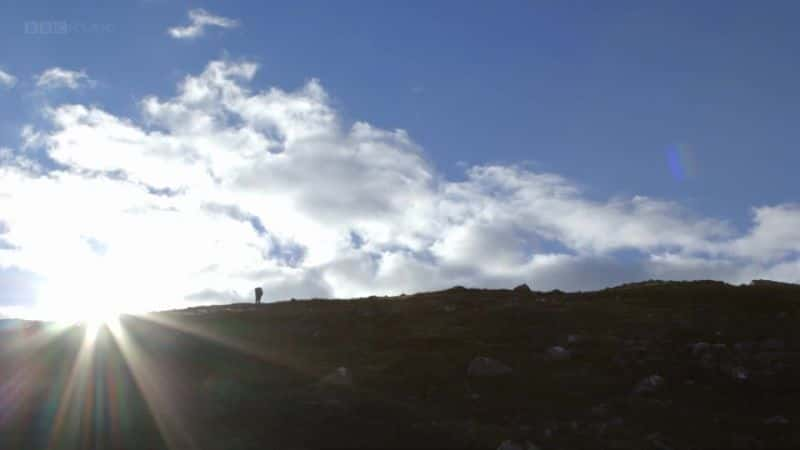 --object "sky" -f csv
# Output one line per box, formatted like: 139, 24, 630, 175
1, 1, 799, 319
